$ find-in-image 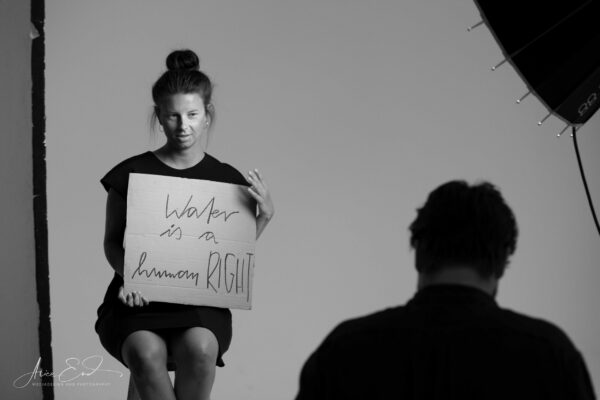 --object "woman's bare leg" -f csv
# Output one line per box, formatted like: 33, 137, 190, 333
121, 330, 175, 400
169, 327, 219, 400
